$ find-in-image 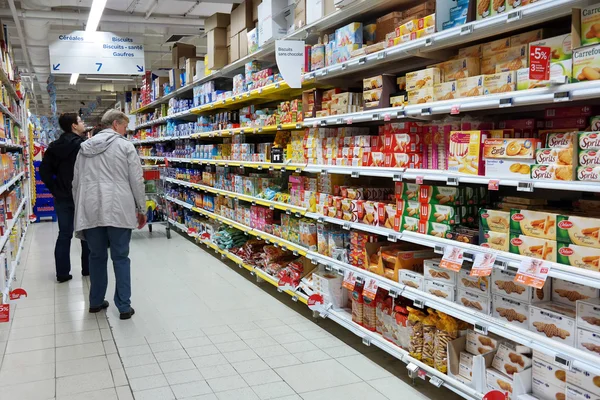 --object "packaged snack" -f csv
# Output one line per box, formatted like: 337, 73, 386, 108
510, 209, 557, 240
557, 243, 600, 271
407, 87, 434, 105
457, 289, 491, 314
567, 367, 600, 397
545, 132, 576, 149
556, 215, 600, 249
530, 164, 575, 181
509, 233, 557, 262
400, 270, 424, 290
532, 357, 566, 390
566, 383, 600, 400
458, 269, 490, 295
466, 329, 500, 354
530, 34, 572, 62
578, 166, 600, 181
577, 298, 600, 334
493, 294, 530, 327
577, 328, 600, 357
480, 209, 510, 232
407, 307, 426, 360
573, 44, 600, 83
510, 29, 544, 46
457, 75, 484, 97
418, 185, 463, 205
422, 309, 438, 367
425, 280, 456, 301
483, 138, 539, 159
529, 302, 576, 346
434, 311, 458, 373
481, 230, 509, 251
531, 376, 566, 400
424, 259, 457, 284
552, 278, 599, 307
459, 351, 474, 378
406, 68, 441, 91
579, 132, 600, 151
476, 0, 491, 19
434, 57, 481, 81
581, 3, 600, 46
535, 148, 576, 165
492, 268, 551, 303
459, 44, 482, 59
448, 130, 487, 175
492, 343, 532, 375
483, 71, 516, 94
434, 81, 457, 101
